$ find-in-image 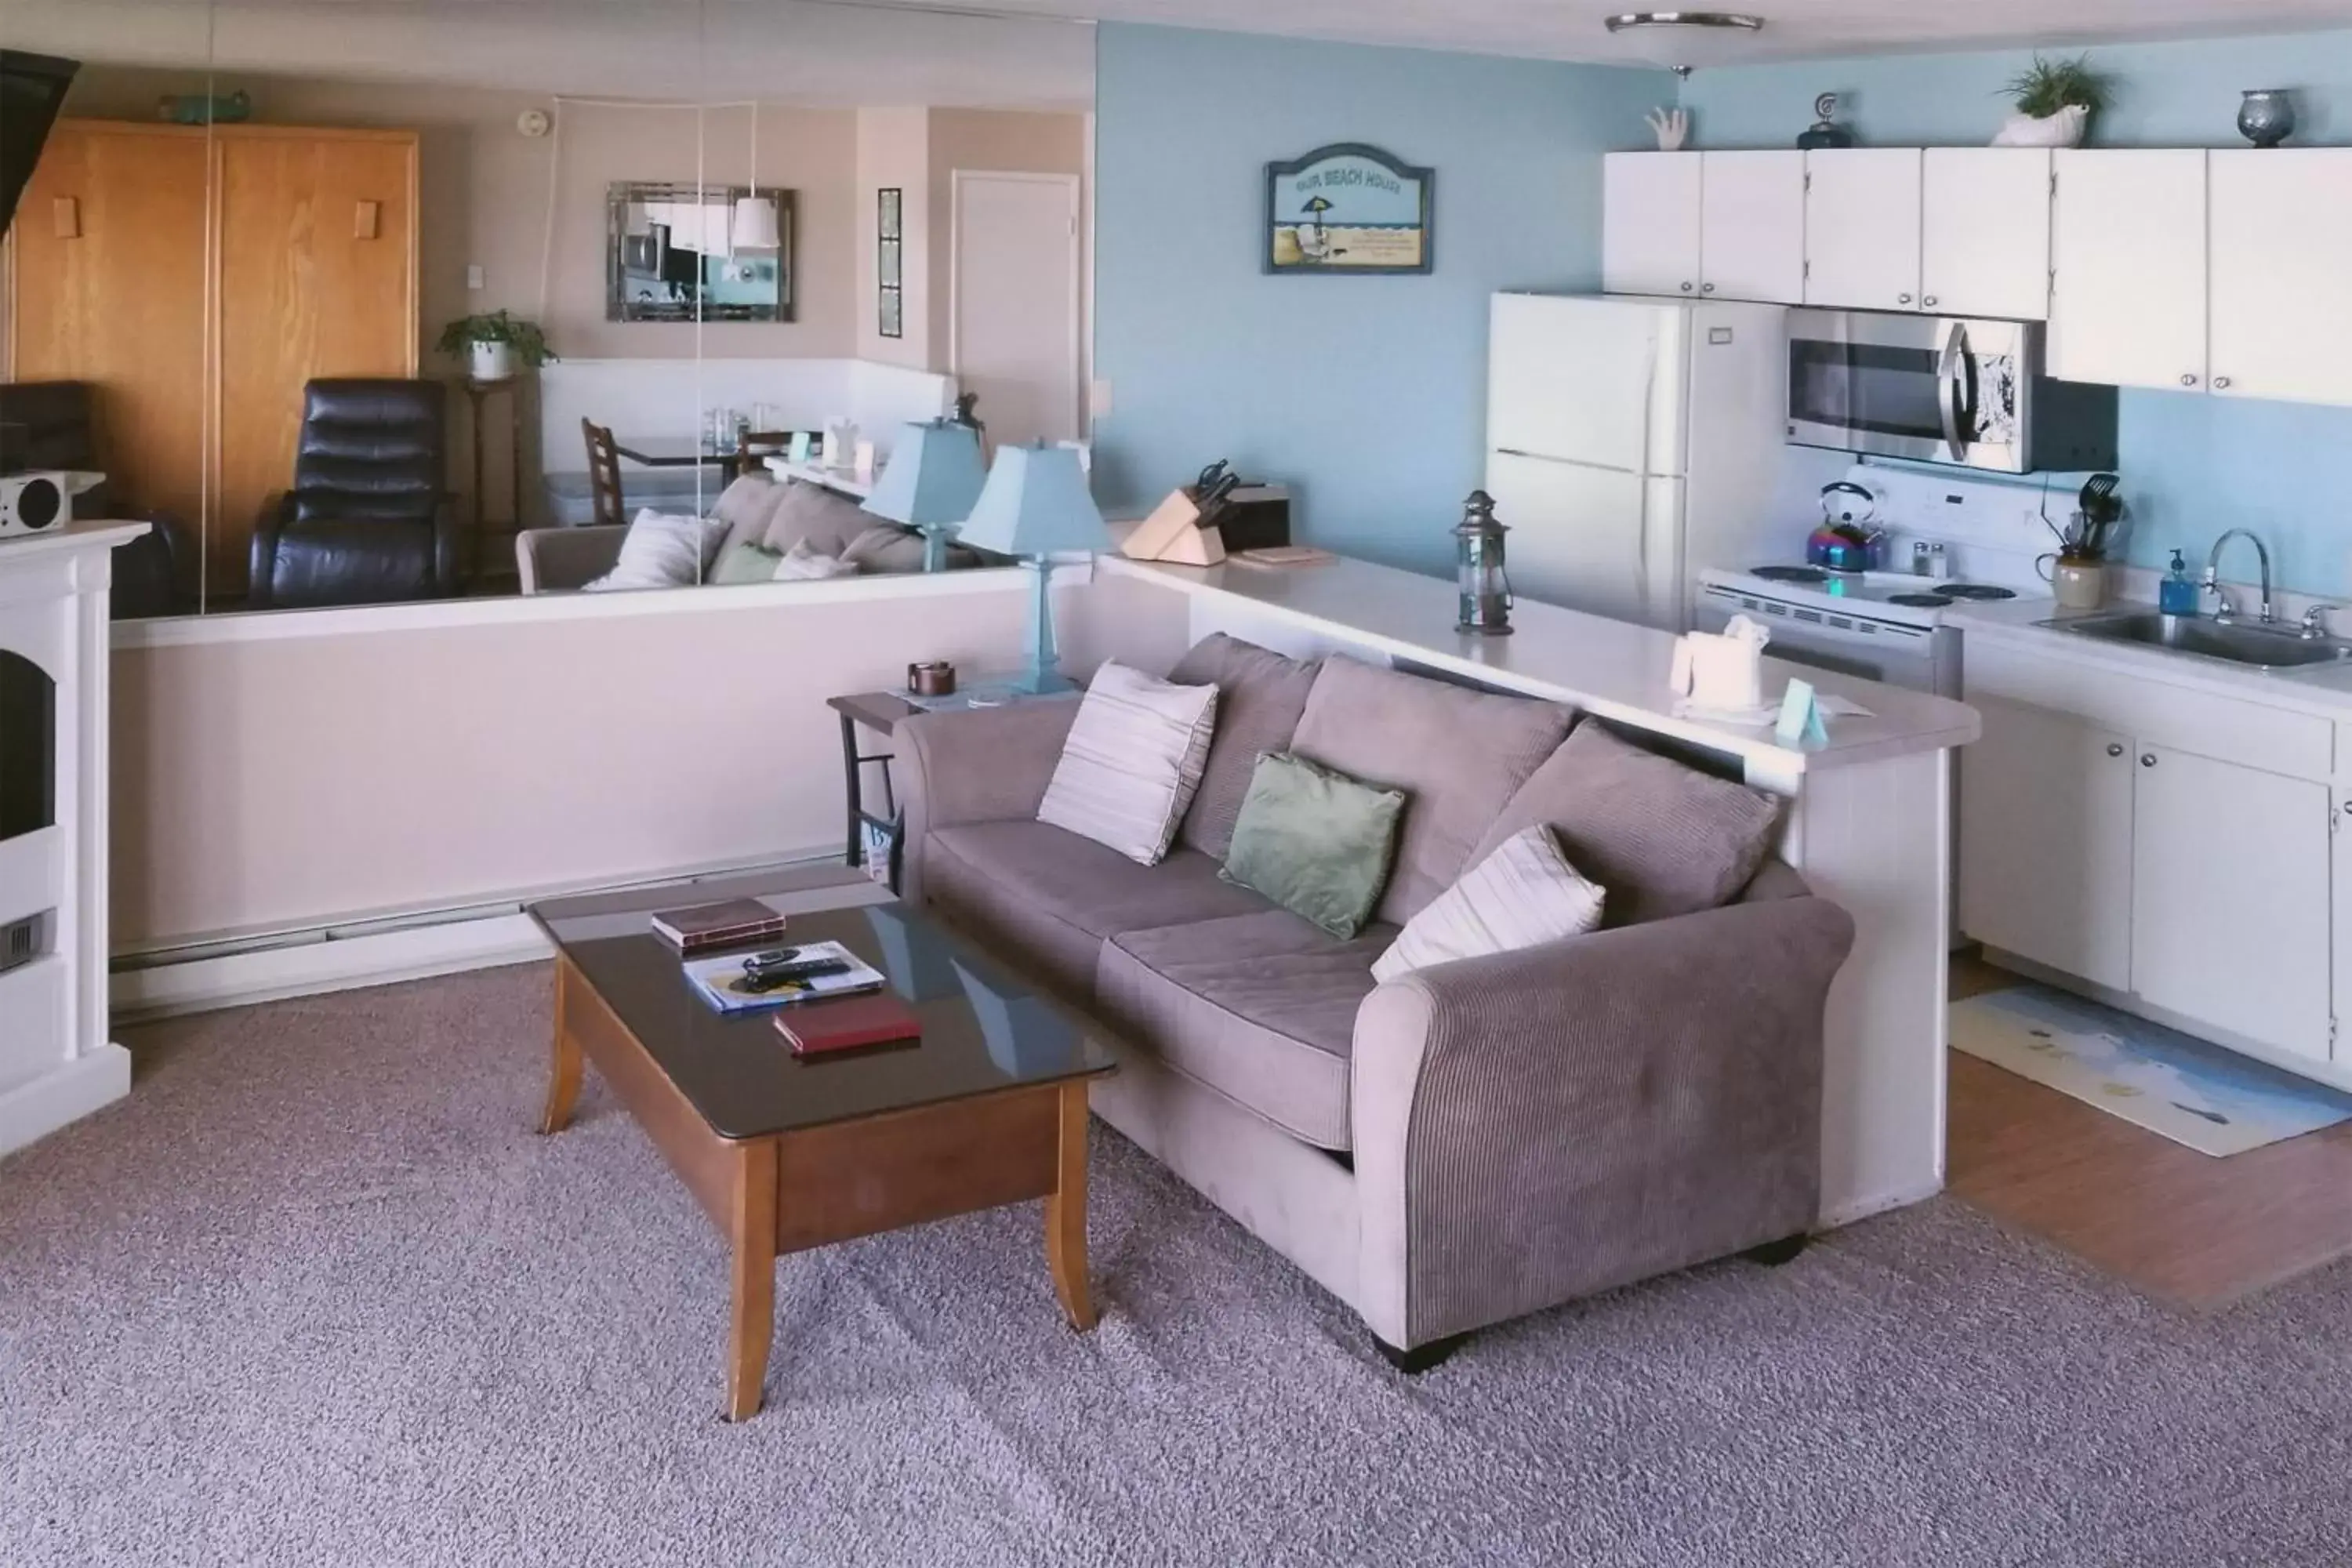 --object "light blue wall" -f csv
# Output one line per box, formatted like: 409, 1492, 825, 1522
1684, 29, 2352, 594
1092, 24, 1670, 574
